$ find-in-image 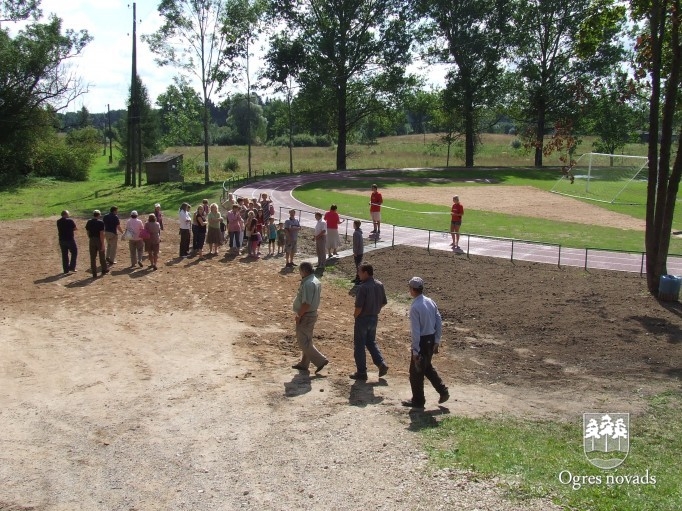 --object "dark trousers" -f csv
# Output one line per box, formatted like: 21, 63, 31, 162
409, 334, 447, 406
354, 254, 363, 279
59, 239, 77, 273
88, 237, 106, 276
179, 229, 190, 256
